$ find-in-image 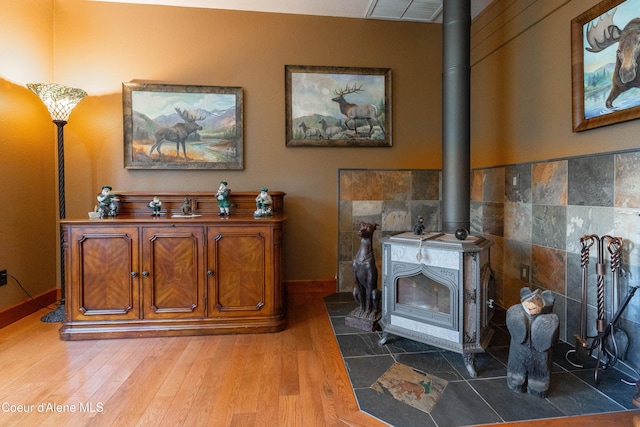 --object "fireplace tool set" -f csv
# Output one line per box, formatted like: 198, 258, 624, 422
566, 234, 639, 384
